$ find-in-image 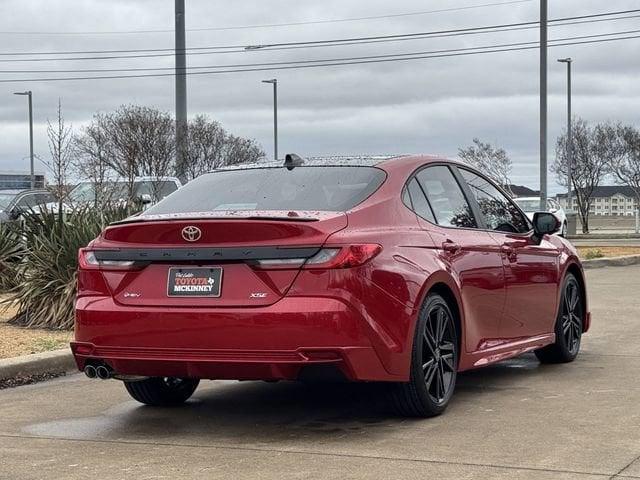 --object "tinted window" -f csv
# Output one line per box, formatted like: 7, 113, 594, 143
135, 181, 179, 200
460, 169, 530, 233
416, 166, 477, 228
16, 194, 39, 208
145, 167, 386, 214
405, 178, 435, 223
